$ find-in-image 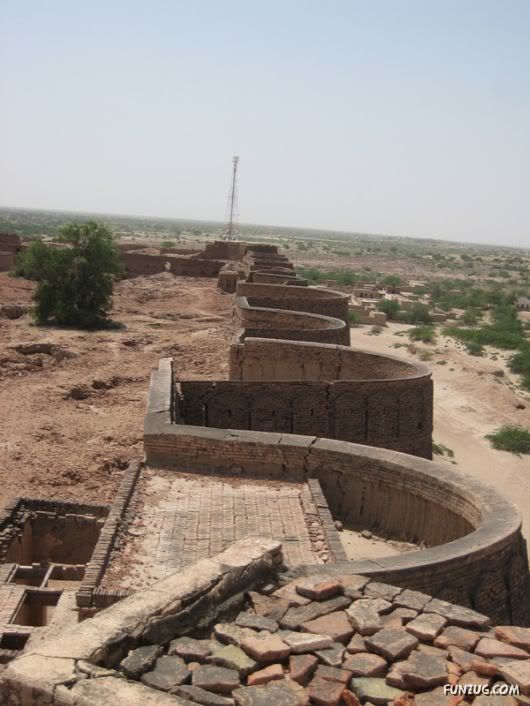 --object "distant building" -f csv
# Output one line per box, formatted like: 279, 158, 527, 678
517, 296, 530, 311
